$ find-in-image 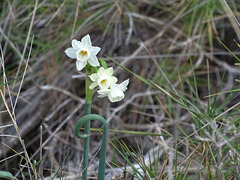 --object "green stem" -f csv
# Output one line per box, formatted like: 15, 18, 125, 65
81, 64, 94, 180
74, 114, 108, 180
75, 64, 107, 179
